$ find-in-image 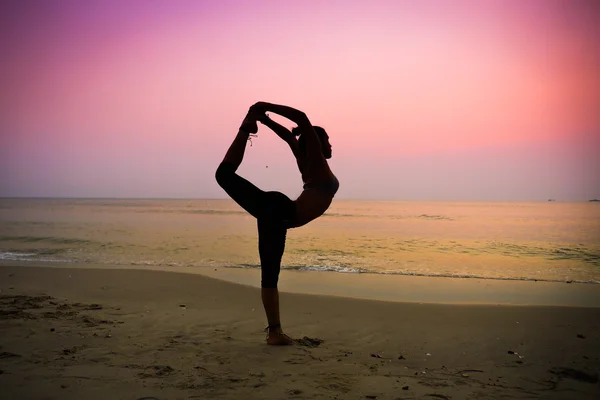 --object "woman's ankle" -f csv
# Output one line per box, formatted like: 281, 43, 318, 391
266, 323, 282, 334
240, 116, 258, 134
